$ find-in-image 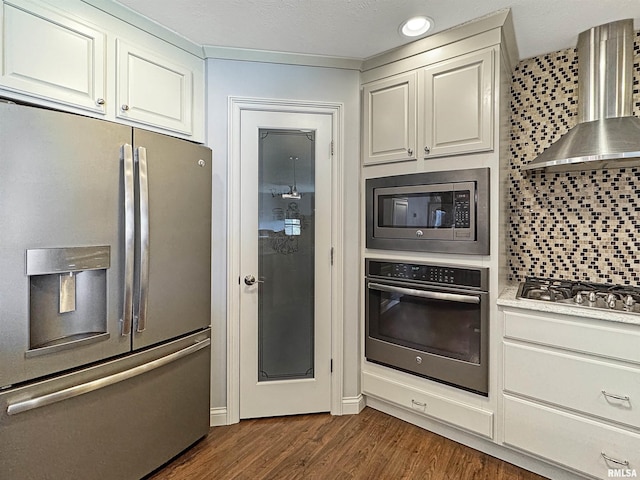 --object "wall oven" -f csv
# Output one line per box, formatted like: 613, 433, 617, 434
365, 259, 489, 395
365, 168, 489, 254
